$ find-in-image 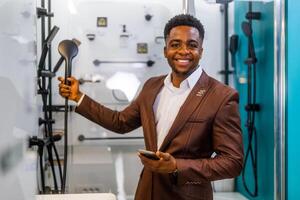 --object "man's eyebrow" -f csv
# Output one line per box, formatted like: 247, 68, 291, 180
169, 39, 181, 42
187, 39, 199, 43
169, 39, 199, 43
